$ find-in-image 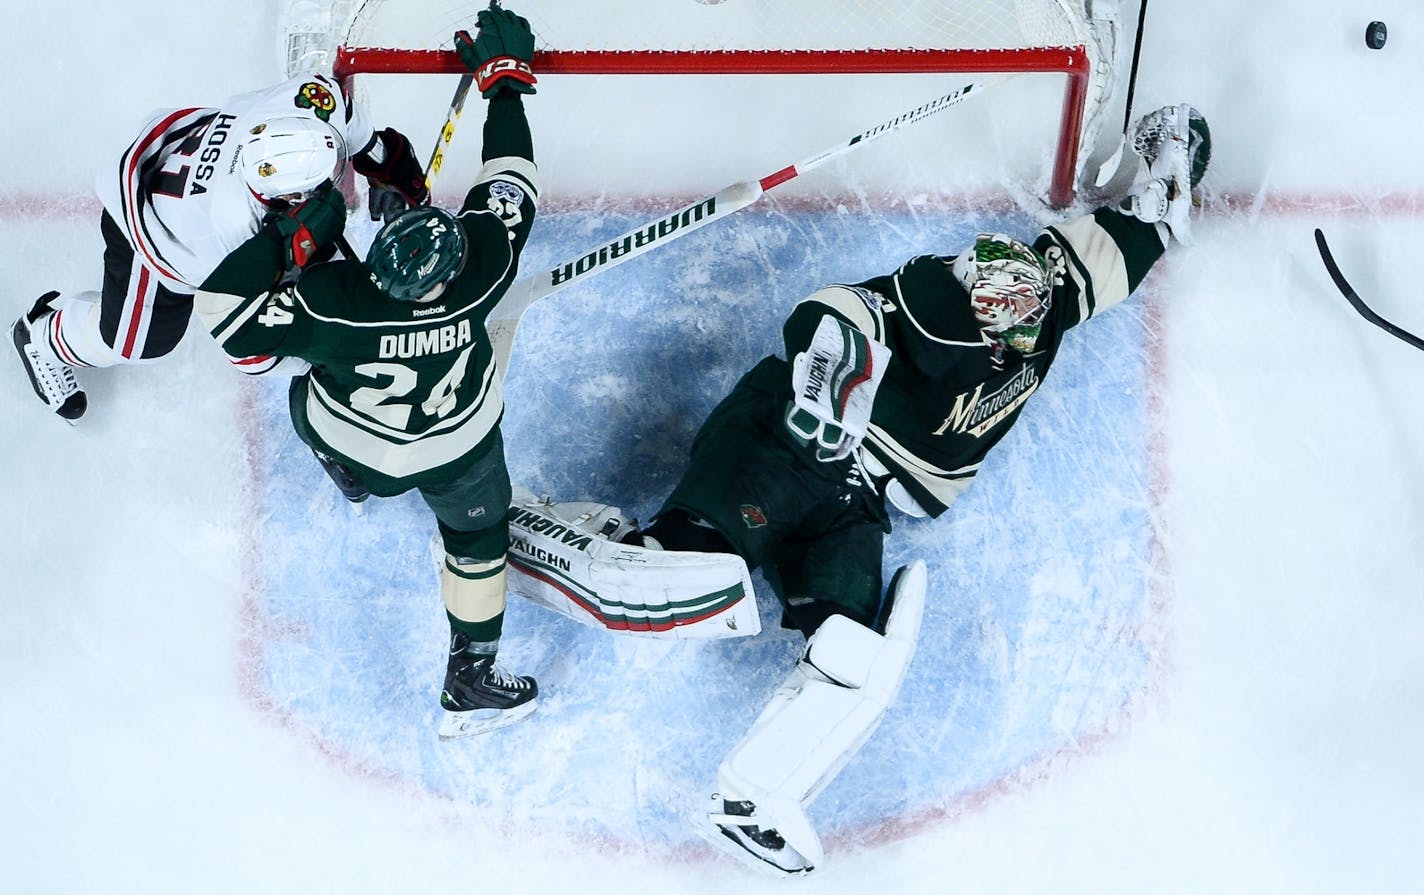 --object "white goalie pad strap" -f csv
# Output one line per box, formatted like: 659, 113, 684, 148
859, 450, 929, 519
713, 561, 927, 857
786, 315, 891, 462
504, 490, 760, 640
